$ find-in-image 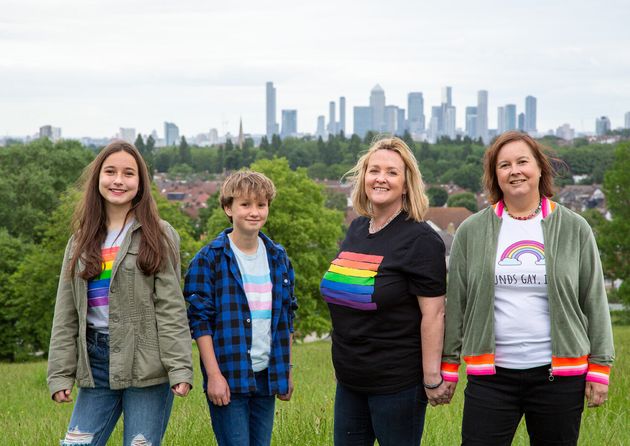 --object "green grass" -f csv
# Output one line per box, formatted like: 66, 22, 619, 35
2, 327, 629, 445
